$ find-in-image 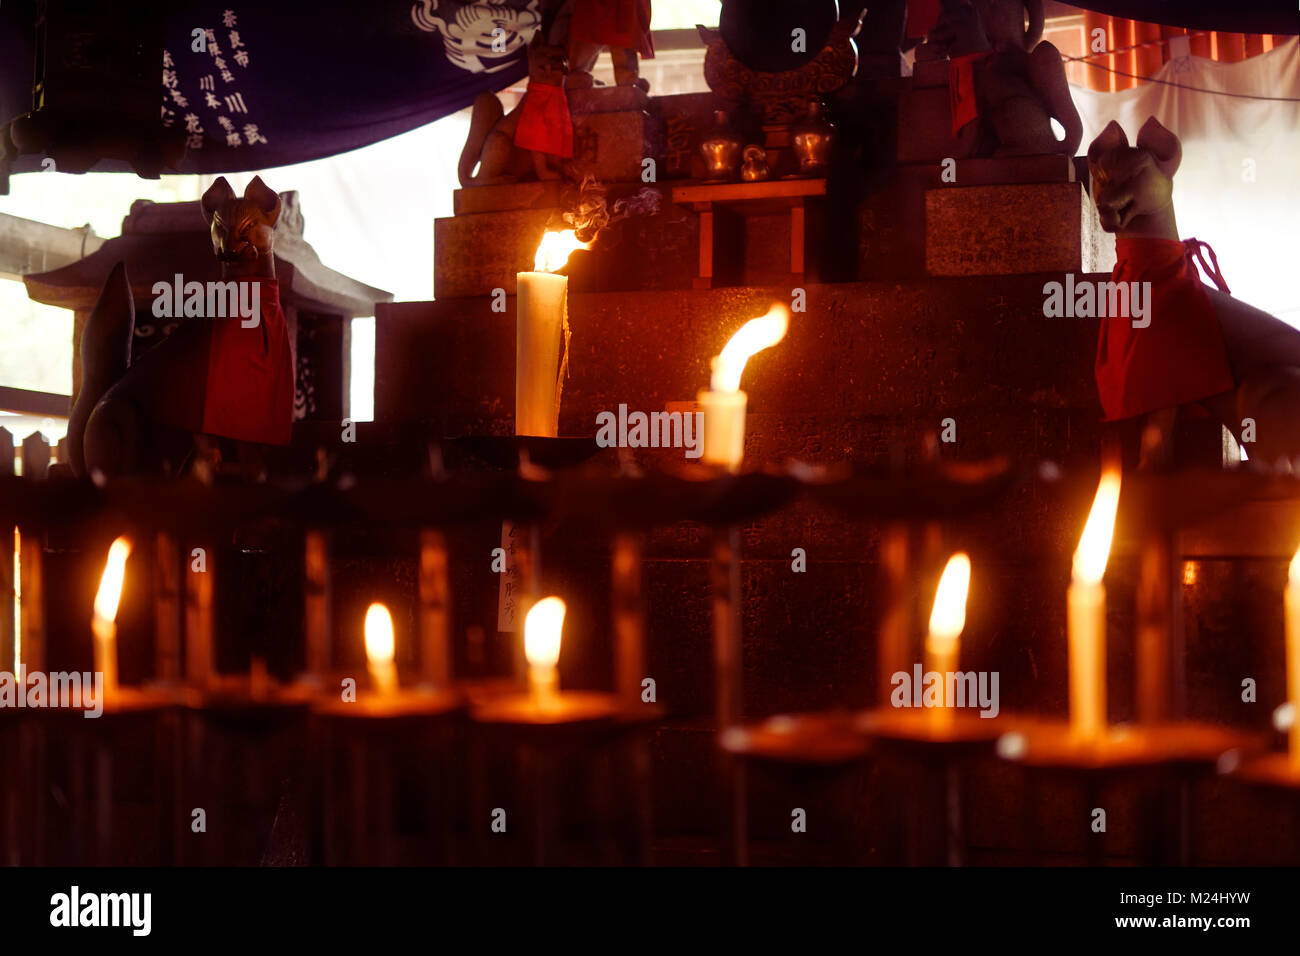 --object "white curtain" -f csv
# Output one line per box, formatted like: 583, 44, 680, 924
1069, 37, 1300, 327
